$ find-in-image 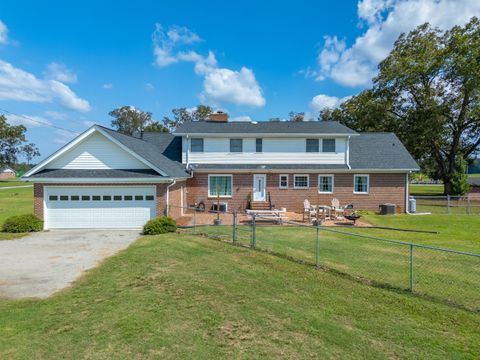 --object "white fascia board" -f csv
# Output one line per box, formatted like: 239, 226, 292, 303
173, 133, 359, 138
193, 168, 415, 174
23, 127, 98, 178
